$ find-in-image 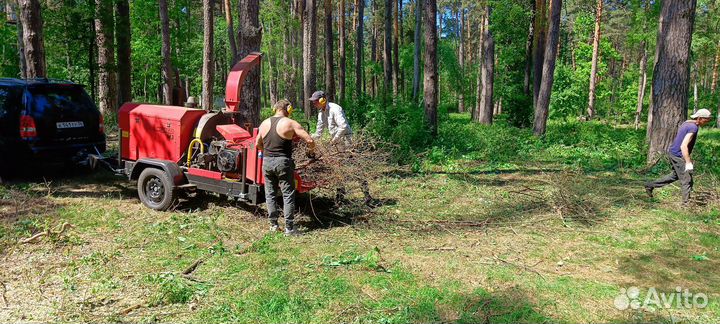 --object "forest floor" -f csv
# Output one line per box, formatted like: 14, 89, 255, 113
1, 117, 720, 323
